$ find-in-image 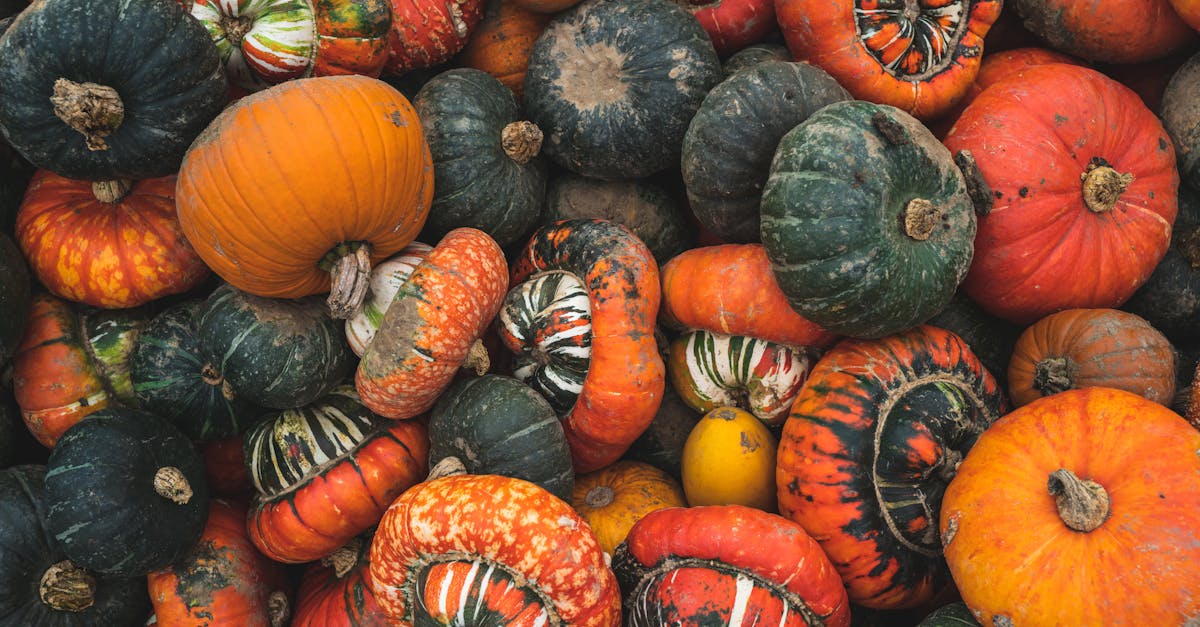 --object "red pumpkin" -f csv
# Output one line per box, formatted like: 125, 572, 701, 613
1011, 0, 1196, 63
383, 0, 484, 75
293, 536, 389, 627
676, 0, 775, 57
